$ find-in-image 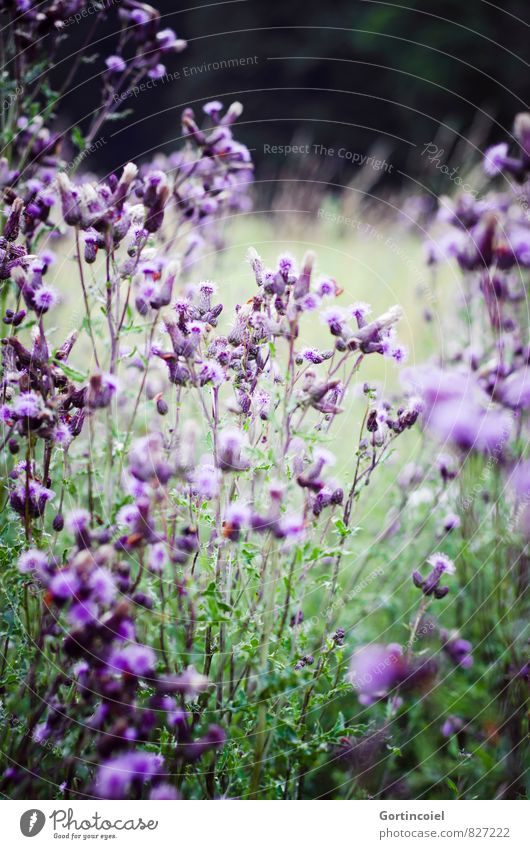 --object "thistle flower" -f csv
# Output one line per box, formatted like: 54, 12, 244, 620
348, 644, 406, 706
190, 463, 221, 501
483, 143, 510, 176
10, 480, 54, 519
105, 55, 126, 74
441, 715, 465, 737
17, 549, 48, 576
223, 502, 250, 541
217, 427, 249, 472
412, 552, 455, 598
95, 752, 162, 800
440, 631, 474, 668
